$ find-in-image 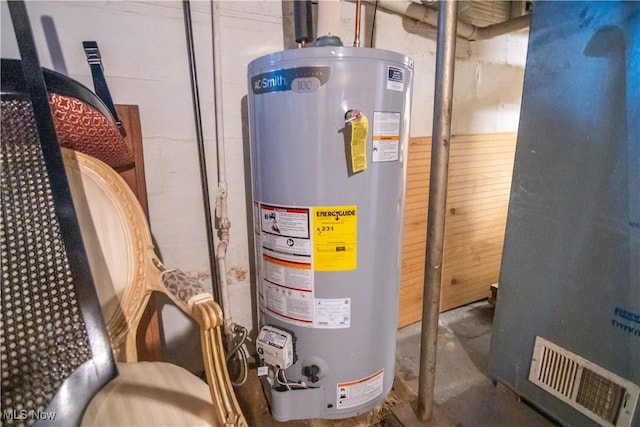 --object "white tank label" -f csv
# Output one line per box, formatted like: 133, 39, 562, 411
264, 271, 313, 325
315, 298, 351, 328
260, 203, 314, 326
372, 112, 401, 162
387, 66, 404, 92
337, 369, 384, 409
